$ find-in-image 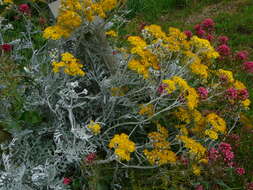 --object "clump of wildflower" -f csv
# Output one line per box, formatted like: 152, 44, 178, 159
178, 136, 206, 158
197, 87, 208, 99
52, 52, 85, 76
235, 167, 245, 176
206, 34, 214, 42
208, 147, 219, 161
243, 61, 253, 73
144, 124, 177, 165
162, 77, 199, 110
218, 36, 229, 44
139, 104, 155, 117
219, 142, 234, 162
217, 44, 231, 56
109, 133, 135, 161
3, 0, 13, 4
235, 51, 248, 61
43, 0, 119, 40
202, 18, 215, 30
225, 88, 238, 100
18, 4, 30, 14
63, 177, 72, 185
218, 69, 234, 83
0, 44, 12, 52
206, 113, 226, 134
196, 29, 206, 37
105, 30, 118, 37
192, 164, 201, 176
205, 129, 218, 140
184, 30, 193, 38
195, 184, 204, 190
85, 153, 96, 163
87, 120, 101, 135
246, 182, 253, 190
